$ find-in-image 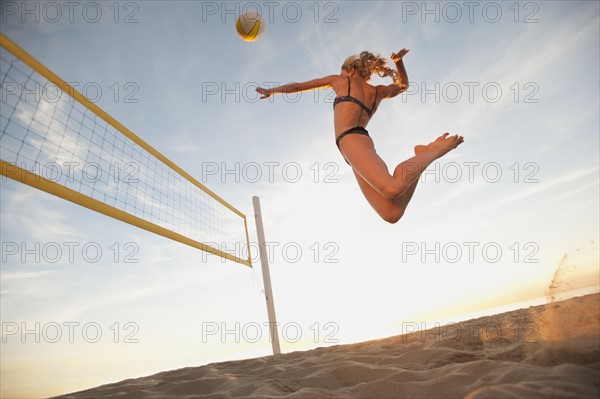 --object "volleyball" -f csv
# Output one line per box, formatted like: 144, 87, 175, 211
236, 12, 265, 42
